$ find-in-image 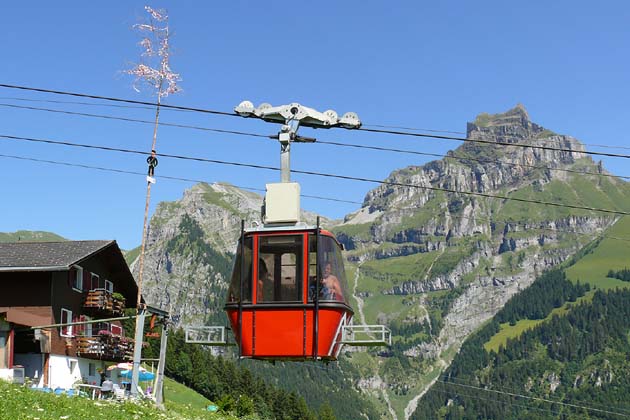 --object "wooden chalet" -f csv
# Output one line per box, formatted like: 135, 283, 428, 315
0, 240, 138, 389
